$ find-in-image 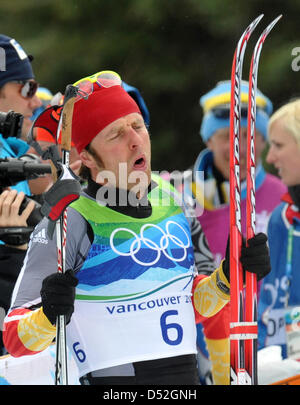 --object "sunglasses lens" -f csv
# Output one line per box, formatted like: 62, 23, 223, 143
212, 107, 230, 119
95, 71, 121, 88
74, 80, 94, 100
21, 81, 38, 98
240, 107, 248, 118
